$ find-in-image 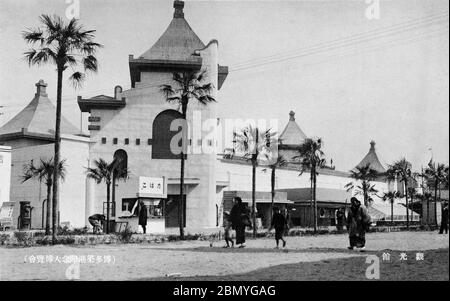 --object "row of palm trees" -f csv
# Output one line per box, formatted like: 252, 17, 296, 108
22, 157, 129, 235
21, 14, 448, 241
